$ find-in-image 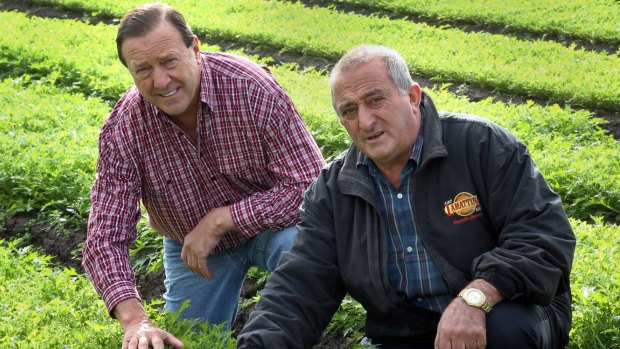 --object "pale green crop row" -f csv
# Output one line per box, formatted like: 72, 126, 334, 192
3, 214, 619, 348
25, 0, 620, 112
0, 12, 130, 102
0, 240, 236, 349
327, 0, 620, 46
0, 78, 105, 224
1, 10, 618, 221
0, 10, 346, 156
